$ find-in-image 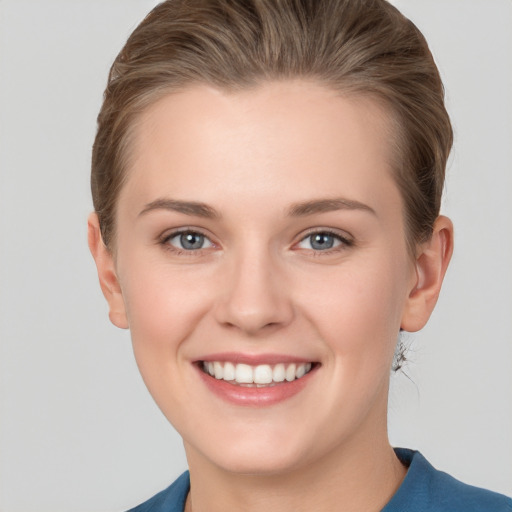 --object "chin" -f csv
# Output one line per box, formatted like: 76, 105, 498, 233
212, 449, 306, 476
185, 426, 315, 476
